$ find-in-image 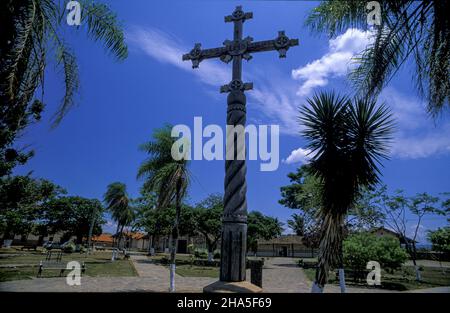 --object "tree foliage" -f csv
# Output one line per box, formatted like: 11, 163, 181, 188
194, 194, 223, 253
247, 211, 284, 253
43, 196, 104, 244
0, 175, 65, 239
0, 0, 128, 177
343, 232, 408, 275
306, 0, 450, 116
428, 227, 450, 254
